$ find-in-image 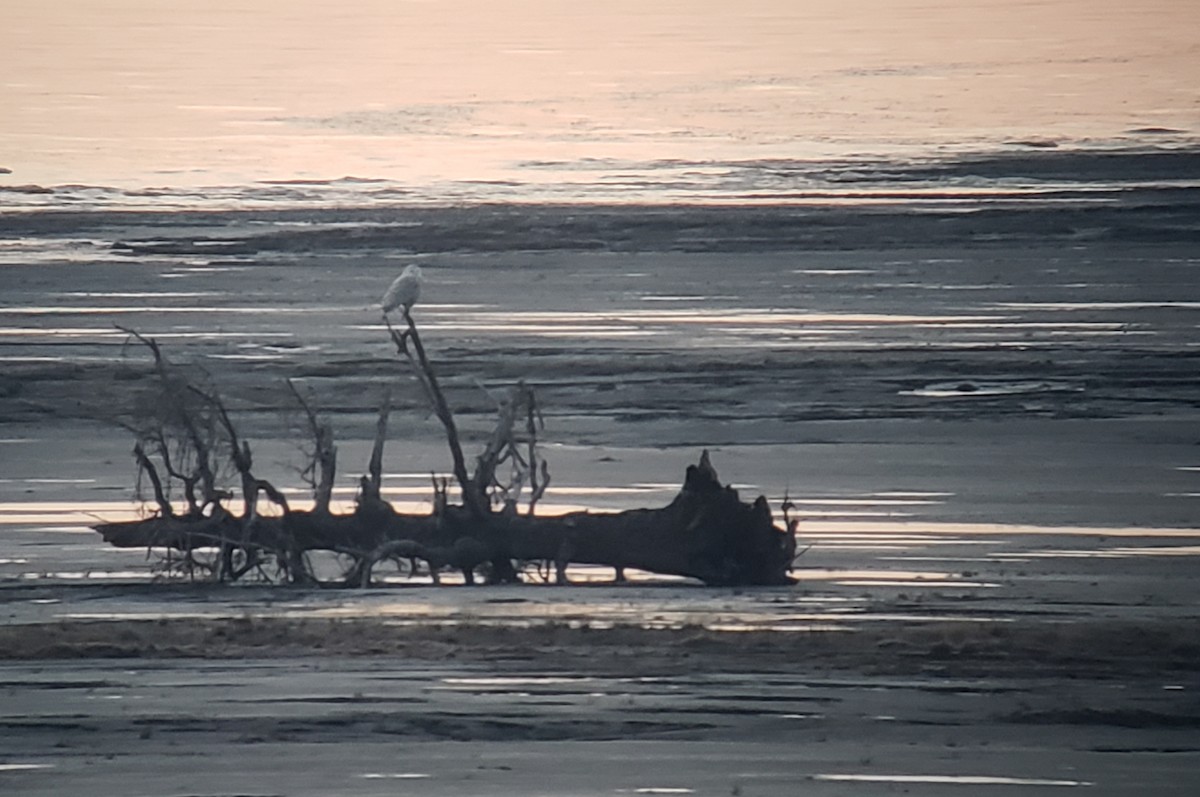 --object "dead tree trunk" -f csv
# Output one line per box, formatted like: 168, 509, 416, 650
93, 451, 795, 586
505, 451, 795, 585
